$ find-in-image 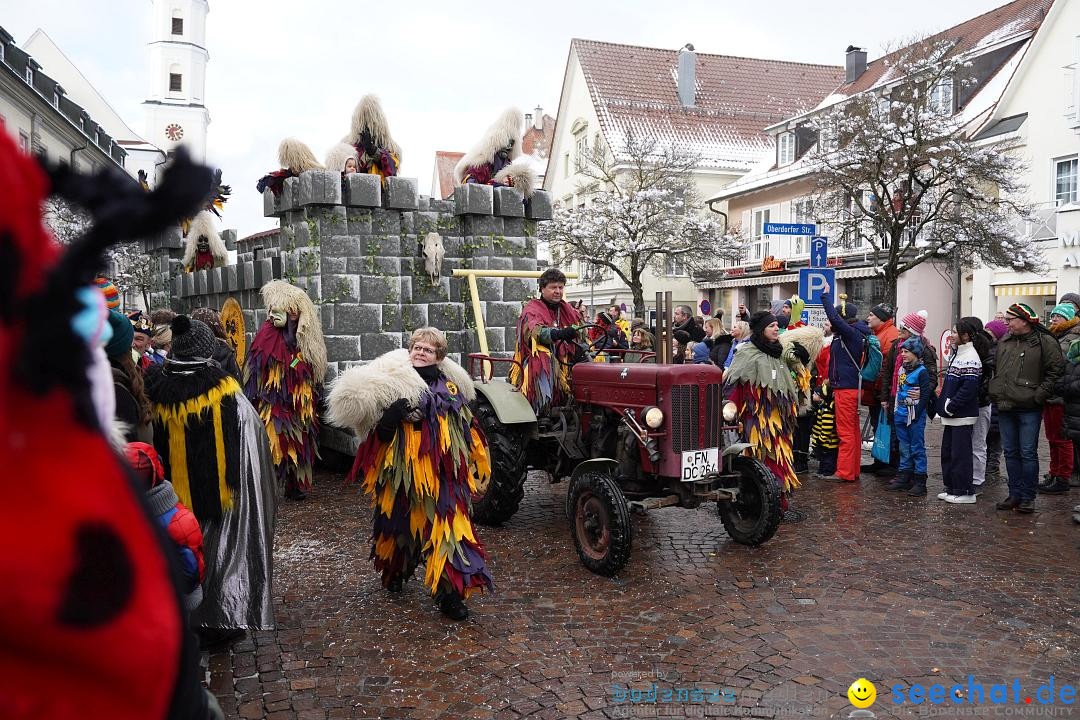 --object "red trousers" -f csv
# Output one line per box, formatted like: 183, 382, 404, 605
1044, 403, 1073, 478
834, 389, 861, 481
